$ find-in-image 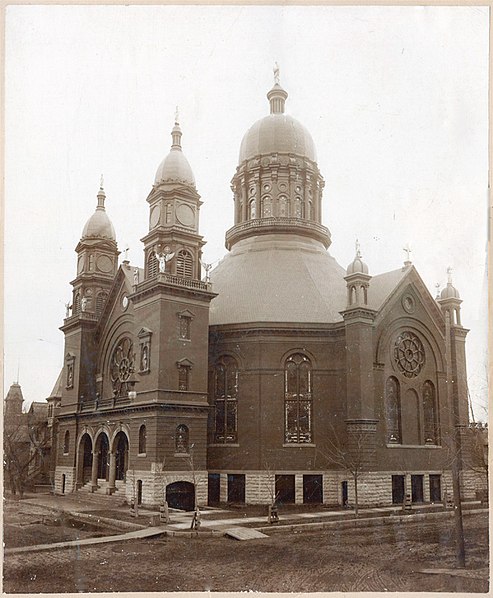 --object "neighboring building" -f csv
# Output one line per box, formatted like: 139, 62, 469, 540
52, 75, 479, 509
4, 383, 51, 495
